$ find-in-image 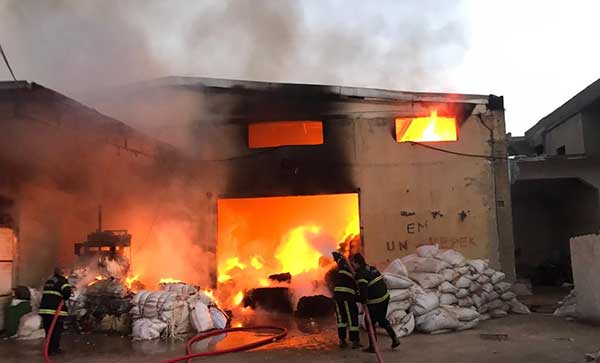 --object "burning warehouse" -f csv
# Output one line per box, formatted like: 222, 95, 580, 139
93, 76, 516, 287
0, 77, 516, 342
